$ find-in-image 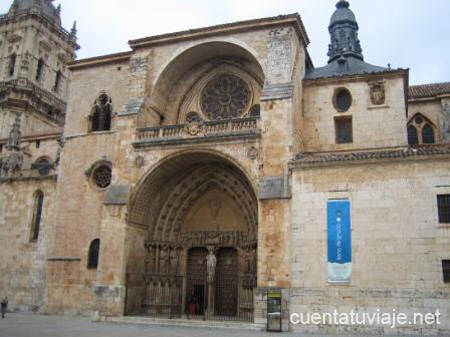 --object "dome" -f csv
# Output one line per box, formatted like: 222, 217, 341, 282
329, 0, 357, 27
